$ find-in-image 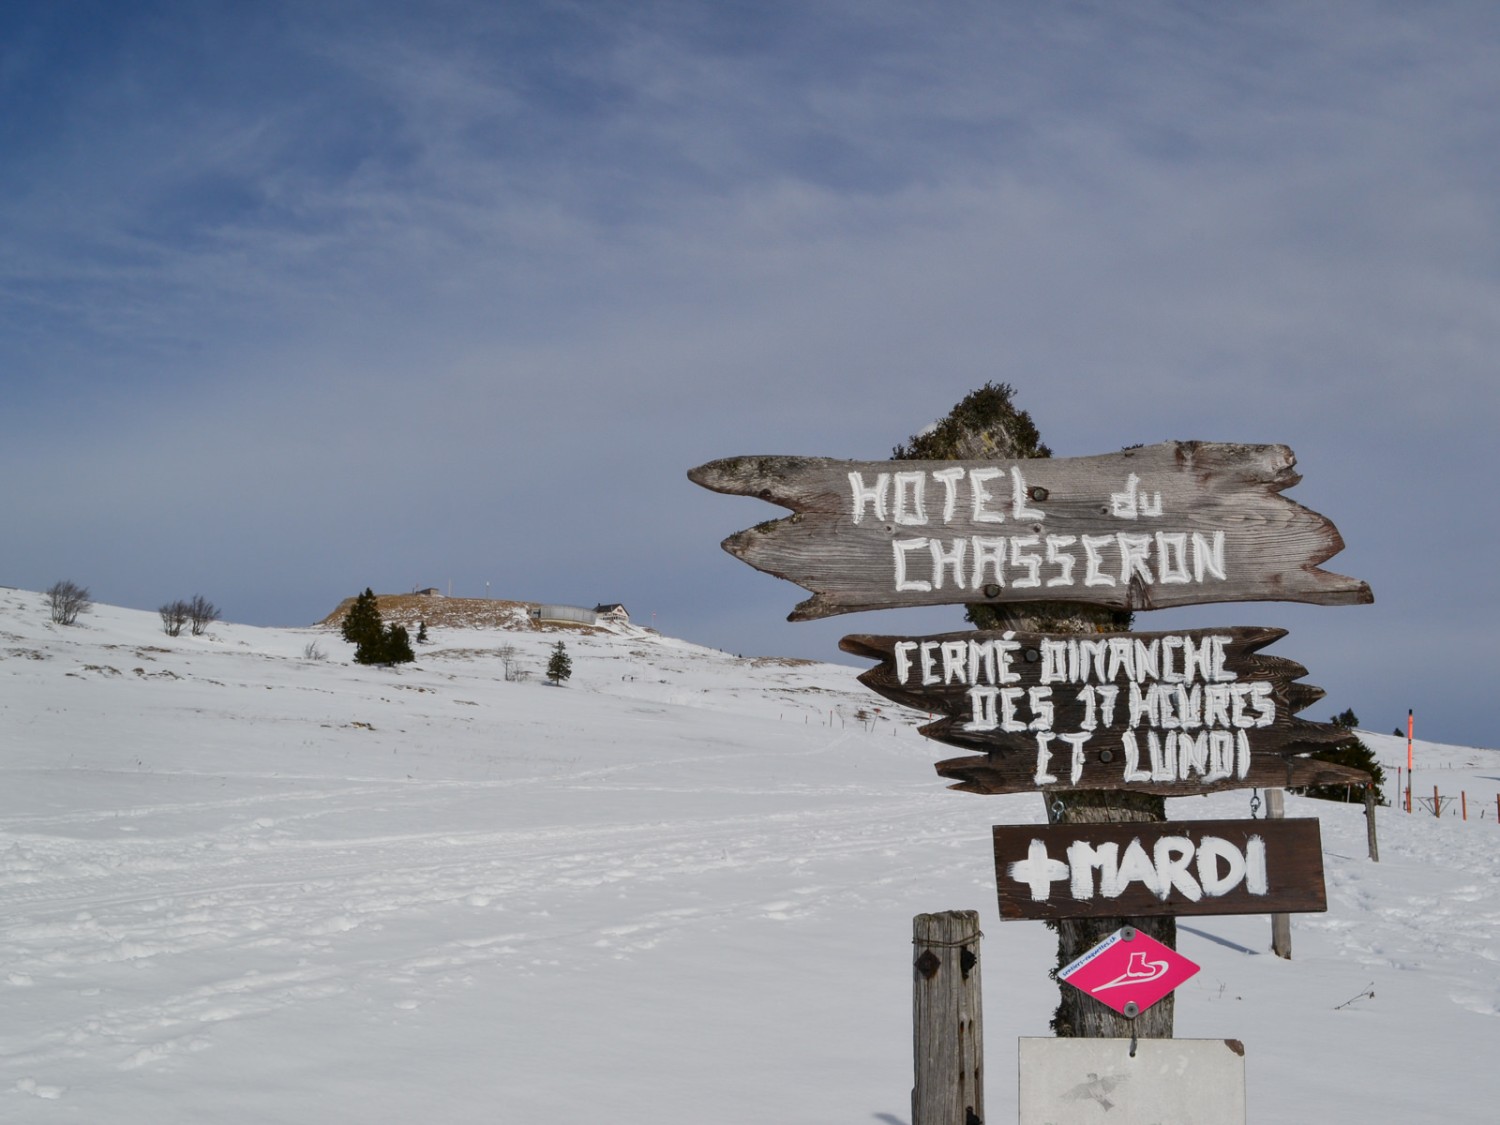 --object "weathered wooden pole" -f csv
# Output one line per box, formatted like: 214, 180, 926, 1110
913, 911, 983, 1125
1364, 784, 1380, 862
1266, 789, 1292, 959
